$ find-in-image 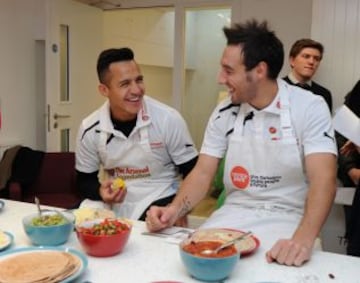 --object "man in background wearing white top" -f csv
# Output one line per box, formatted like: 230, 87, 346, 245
75, 48, 198, 221
146, 20, 337, 267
